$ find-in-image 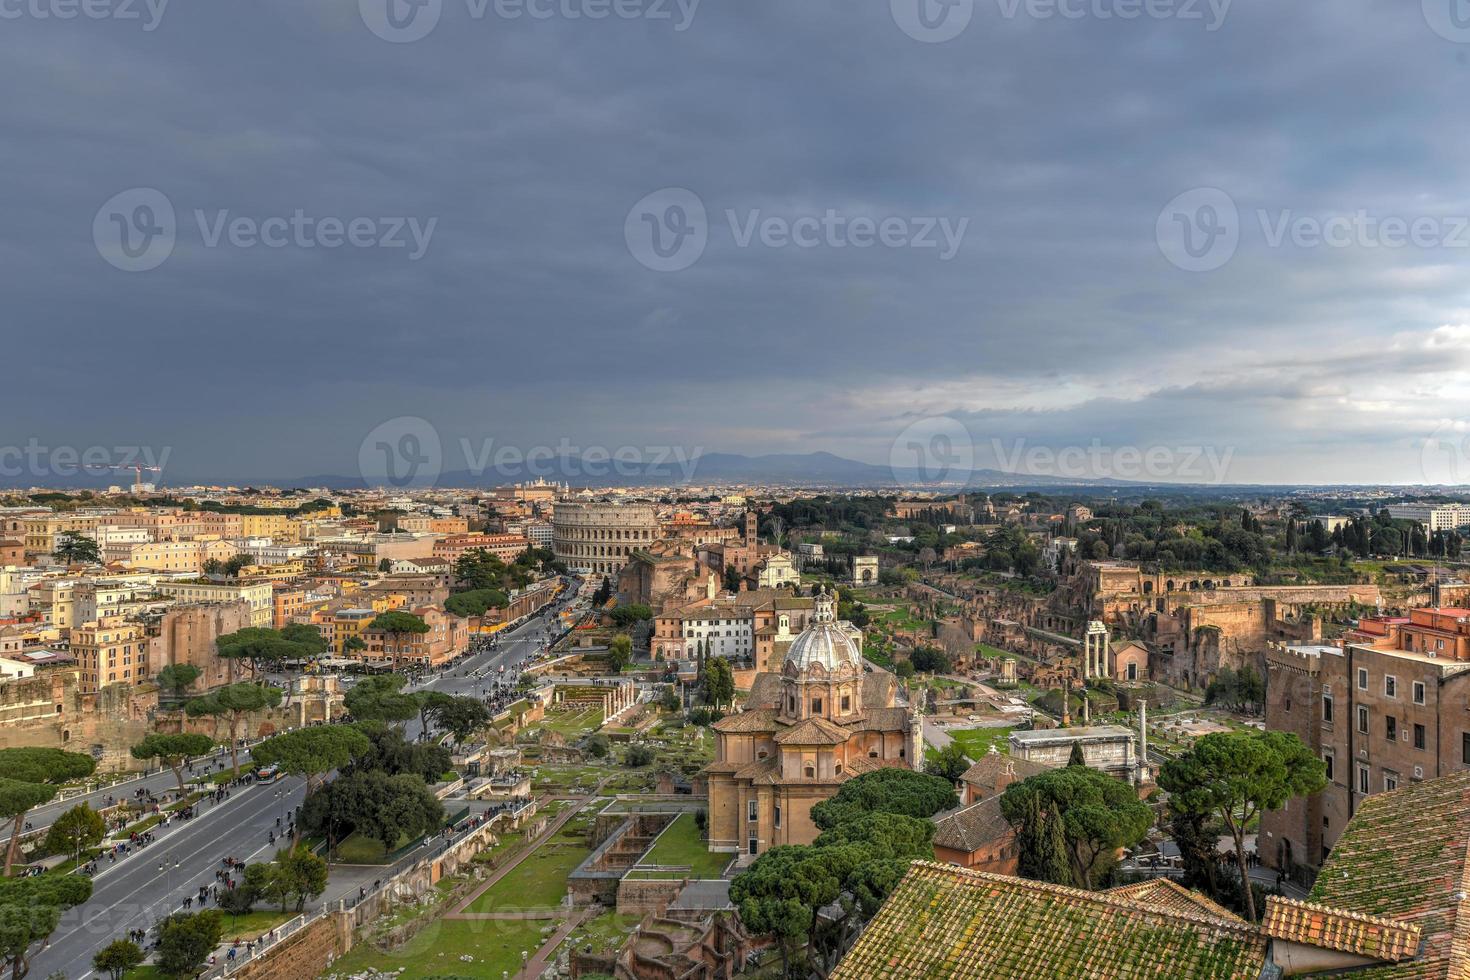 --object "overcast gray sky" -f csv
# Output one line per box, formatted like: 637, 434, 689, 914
5, 0, 1470, 486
